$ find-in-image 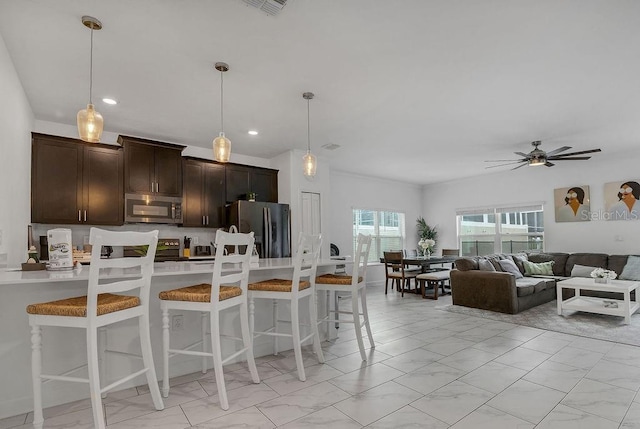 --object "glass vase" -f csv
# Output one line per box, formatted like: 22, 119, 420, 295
594, 277, 610, 284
